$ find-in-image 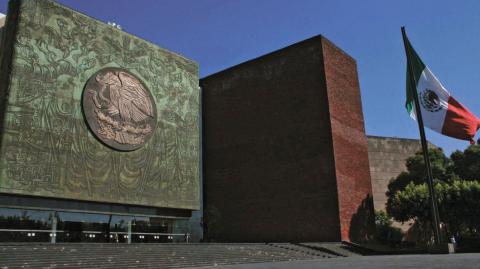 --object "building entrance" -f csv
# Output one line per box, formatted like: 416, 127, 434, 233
0, 207, 188, 243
